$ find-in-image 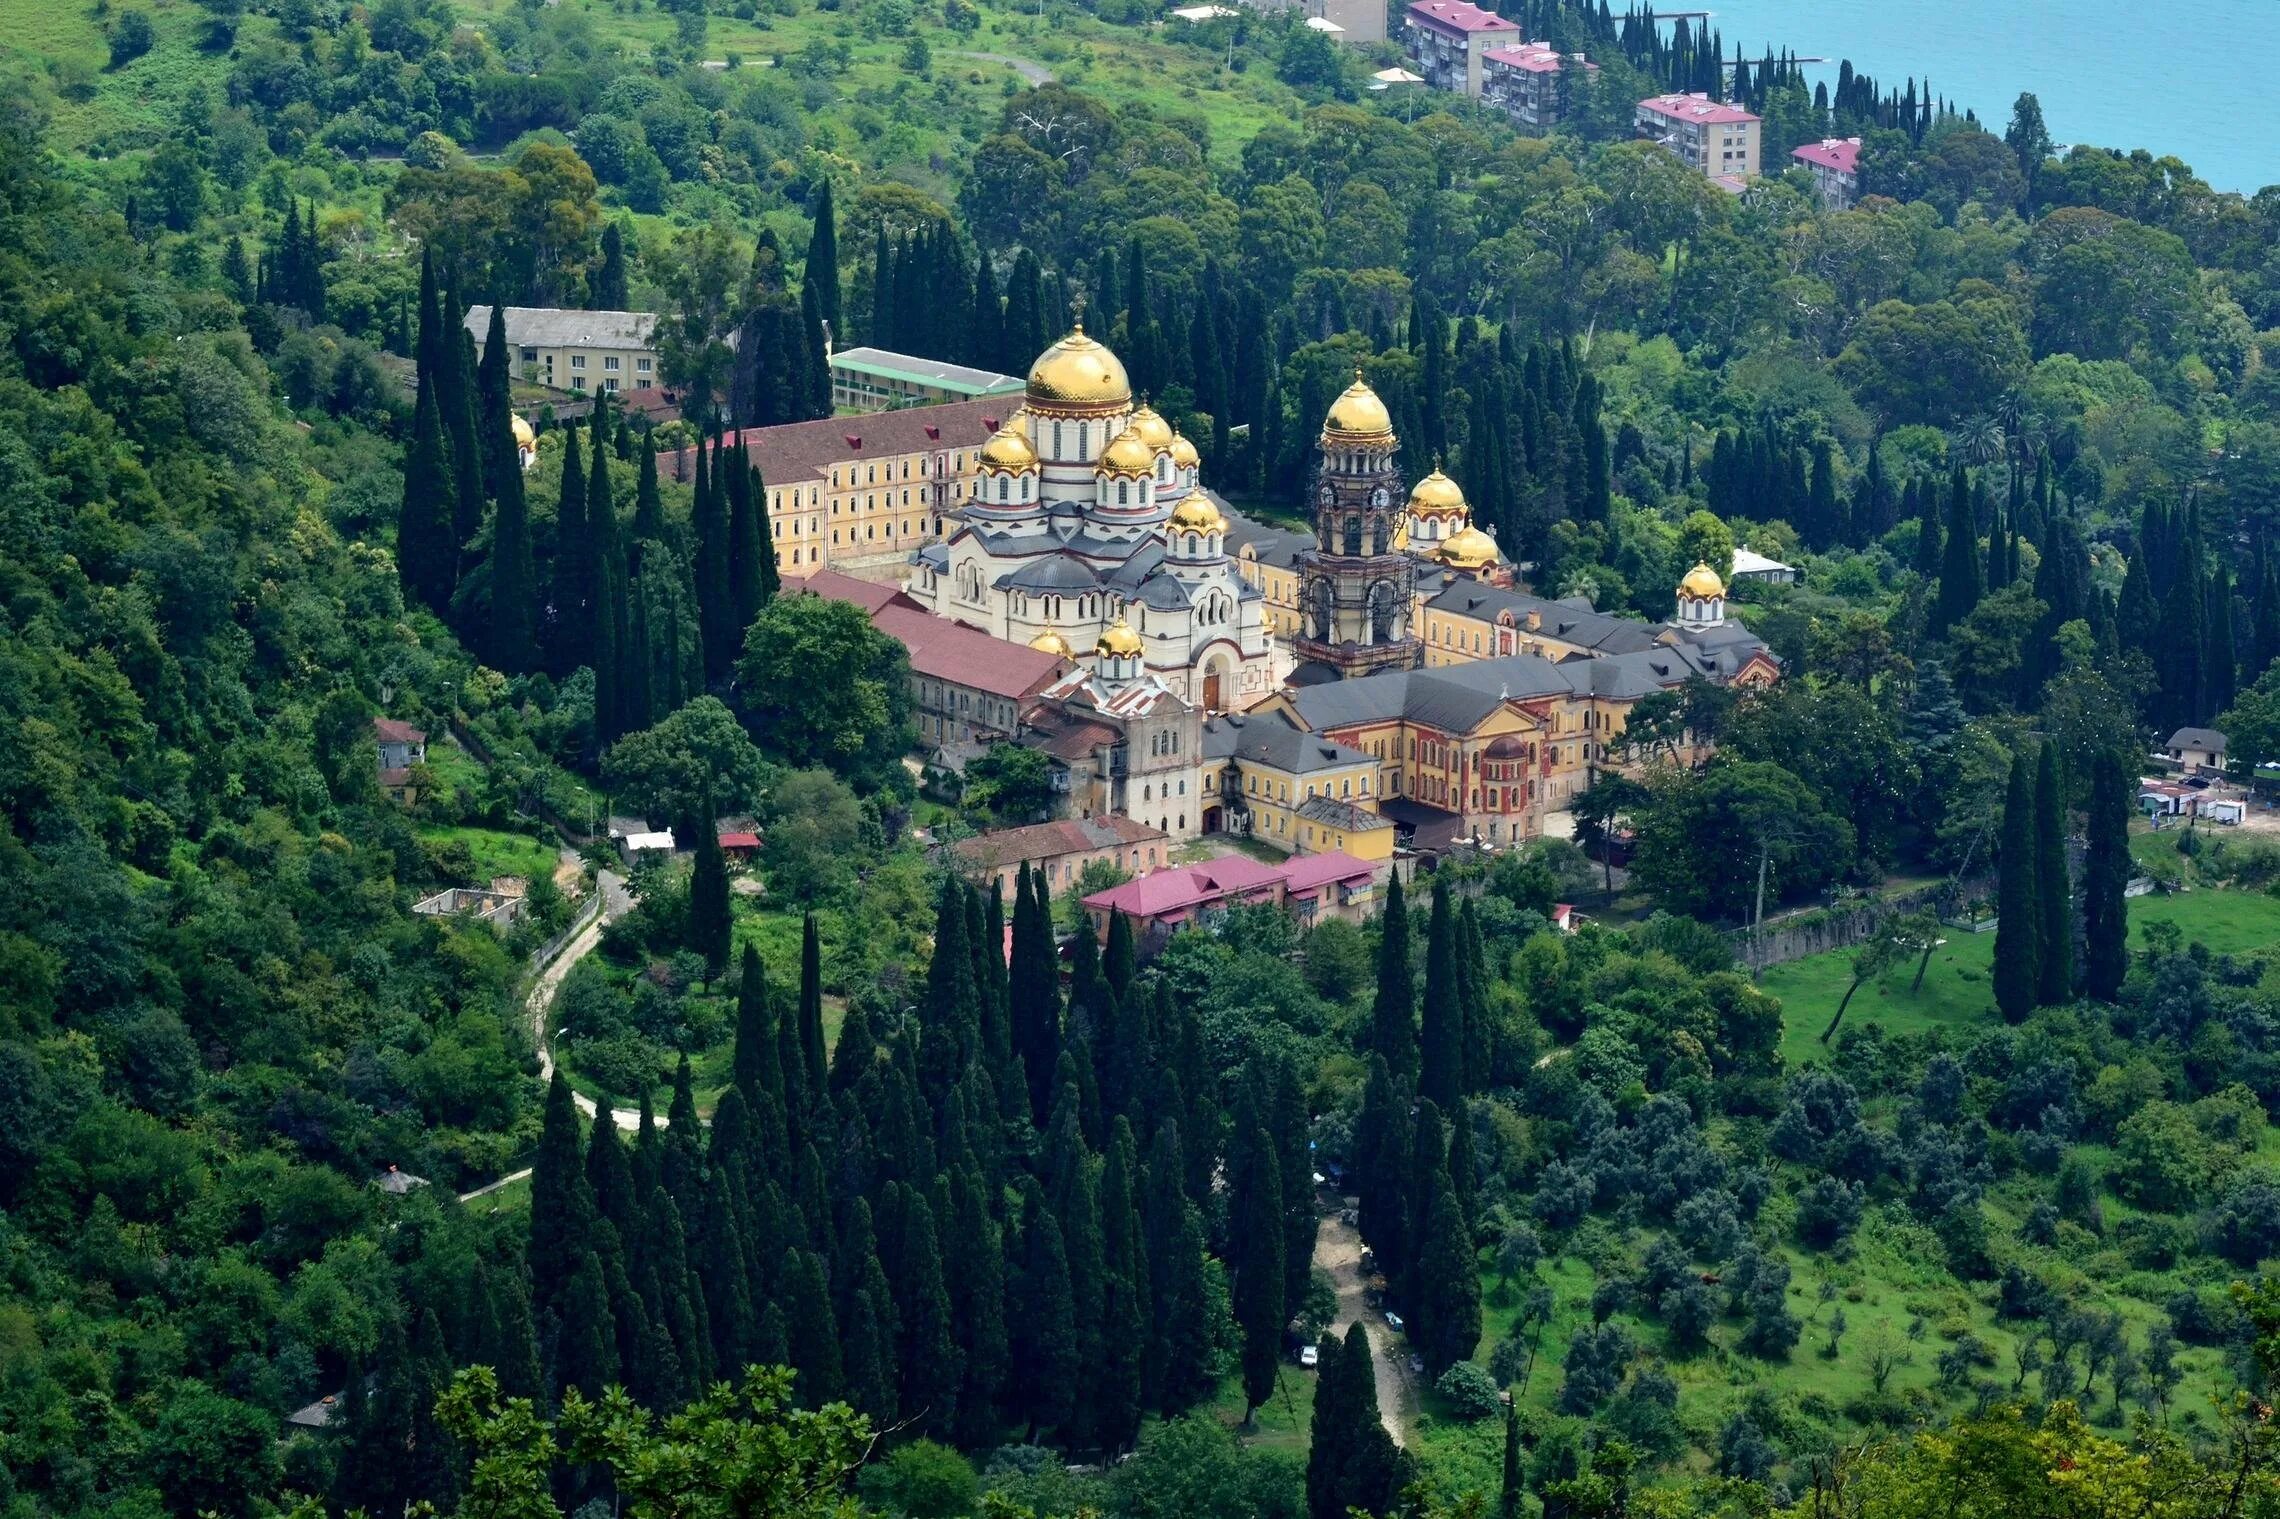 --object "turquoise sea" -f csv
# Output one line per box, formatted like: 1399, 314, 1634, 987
1697, 0, 2279, 194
